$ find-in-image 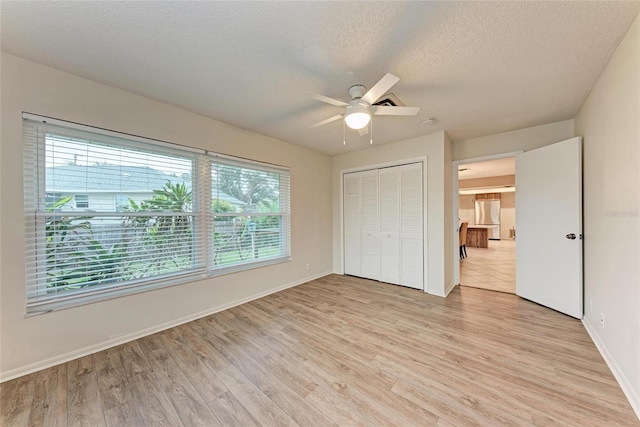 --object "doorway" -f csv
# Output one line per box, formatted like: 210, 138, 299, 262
452, 138, 582, 318
453, 154, 519, 294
